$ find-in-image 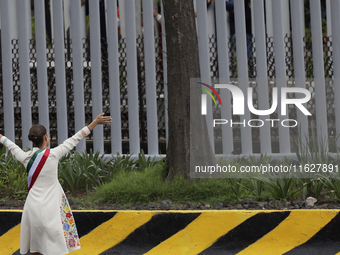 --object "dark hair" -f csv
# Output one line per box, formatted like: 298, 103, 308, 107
28, 125, 47, 147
